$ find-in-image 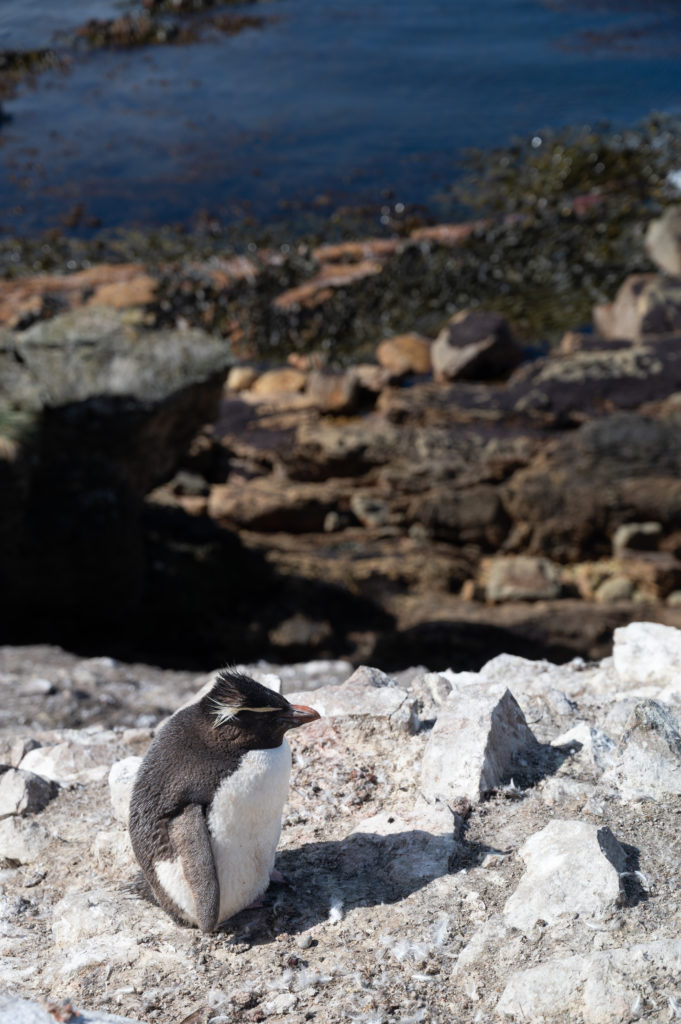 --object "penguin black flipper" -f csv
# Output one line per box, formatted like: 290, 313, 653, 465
167, 804, 220, 934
